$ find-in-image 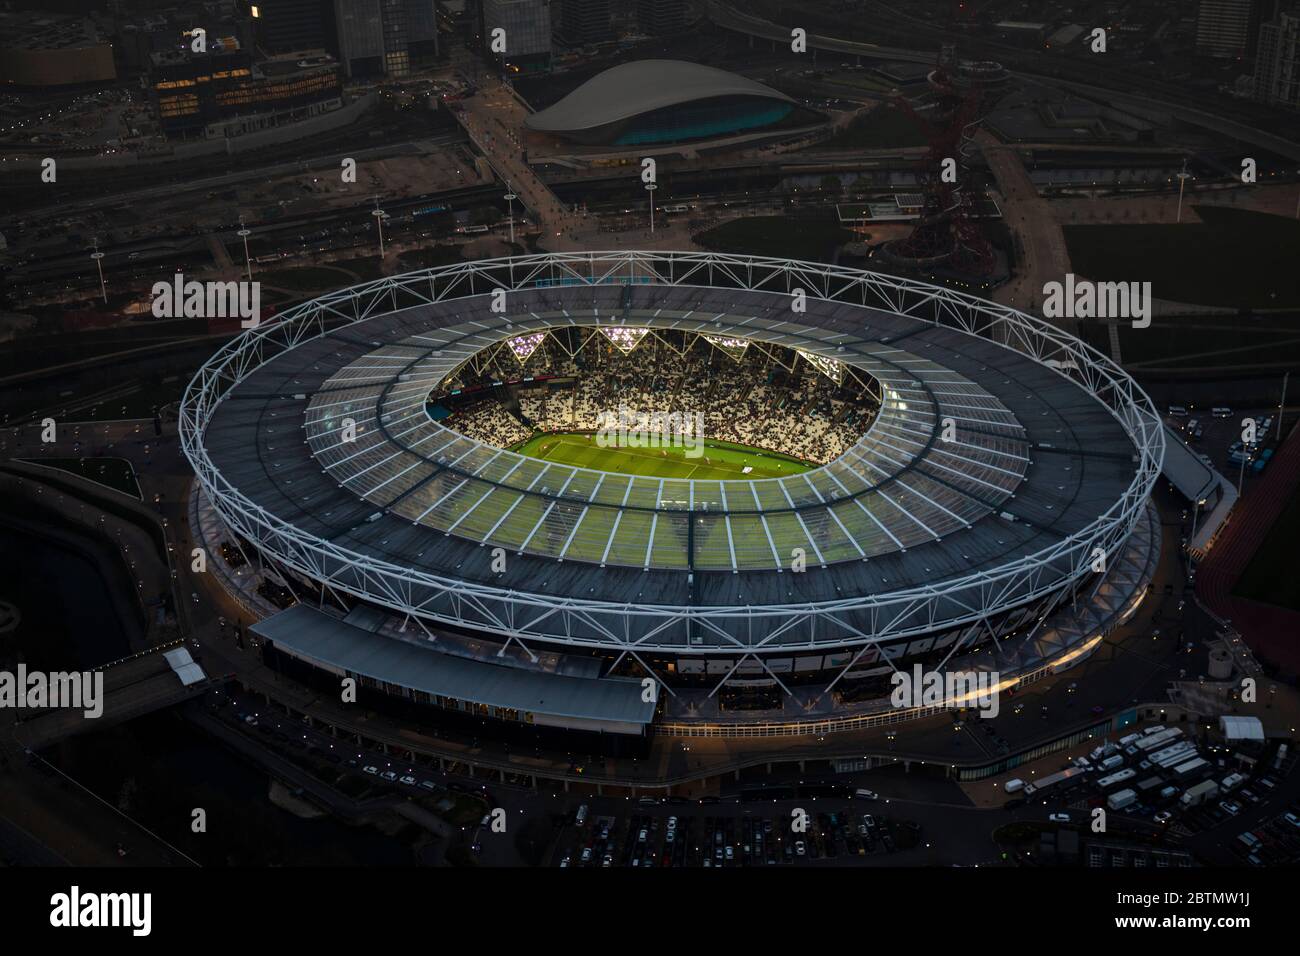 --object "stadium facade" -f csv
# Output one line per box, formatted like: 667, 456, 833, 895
181, 252, 1163, 752
524, 60, 801, 145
